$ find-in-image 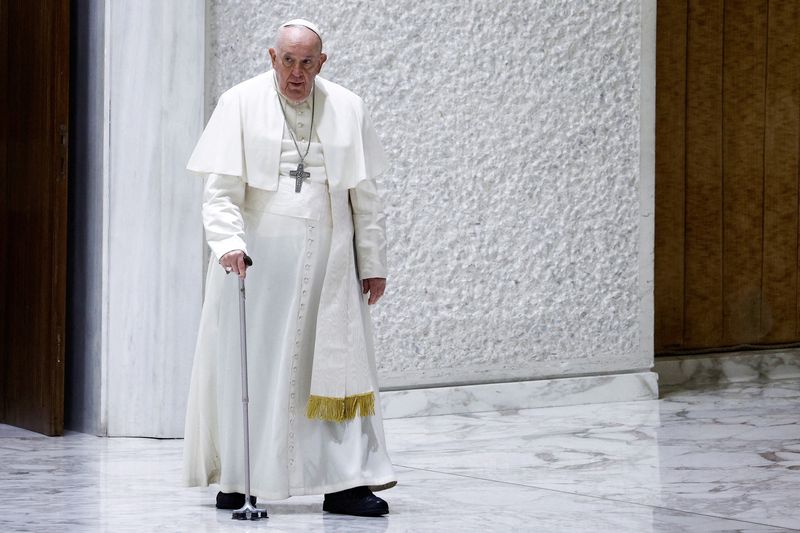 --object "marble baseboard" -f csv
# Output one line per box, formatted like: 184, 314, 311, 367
655, 349, 800, 388
380, 371, 658, 419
